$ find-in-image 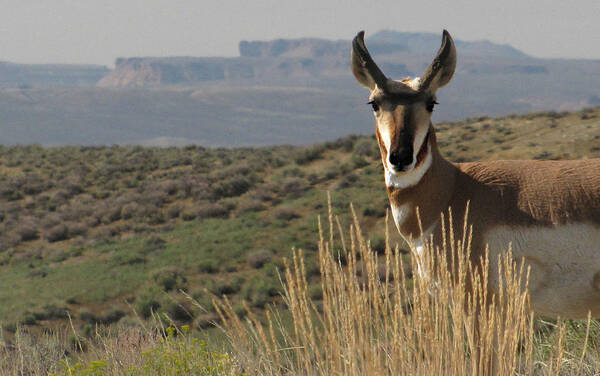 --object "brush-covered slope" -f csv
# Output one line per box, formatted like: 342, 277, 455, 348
0, 106, 598, 333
